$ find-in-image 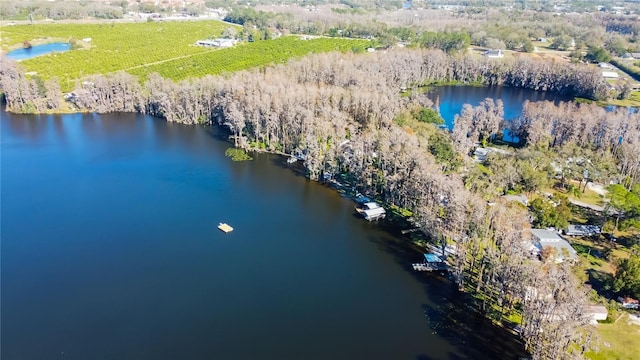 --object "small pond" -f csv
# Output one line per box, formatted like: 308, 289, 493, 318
6, 42, 70, 61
